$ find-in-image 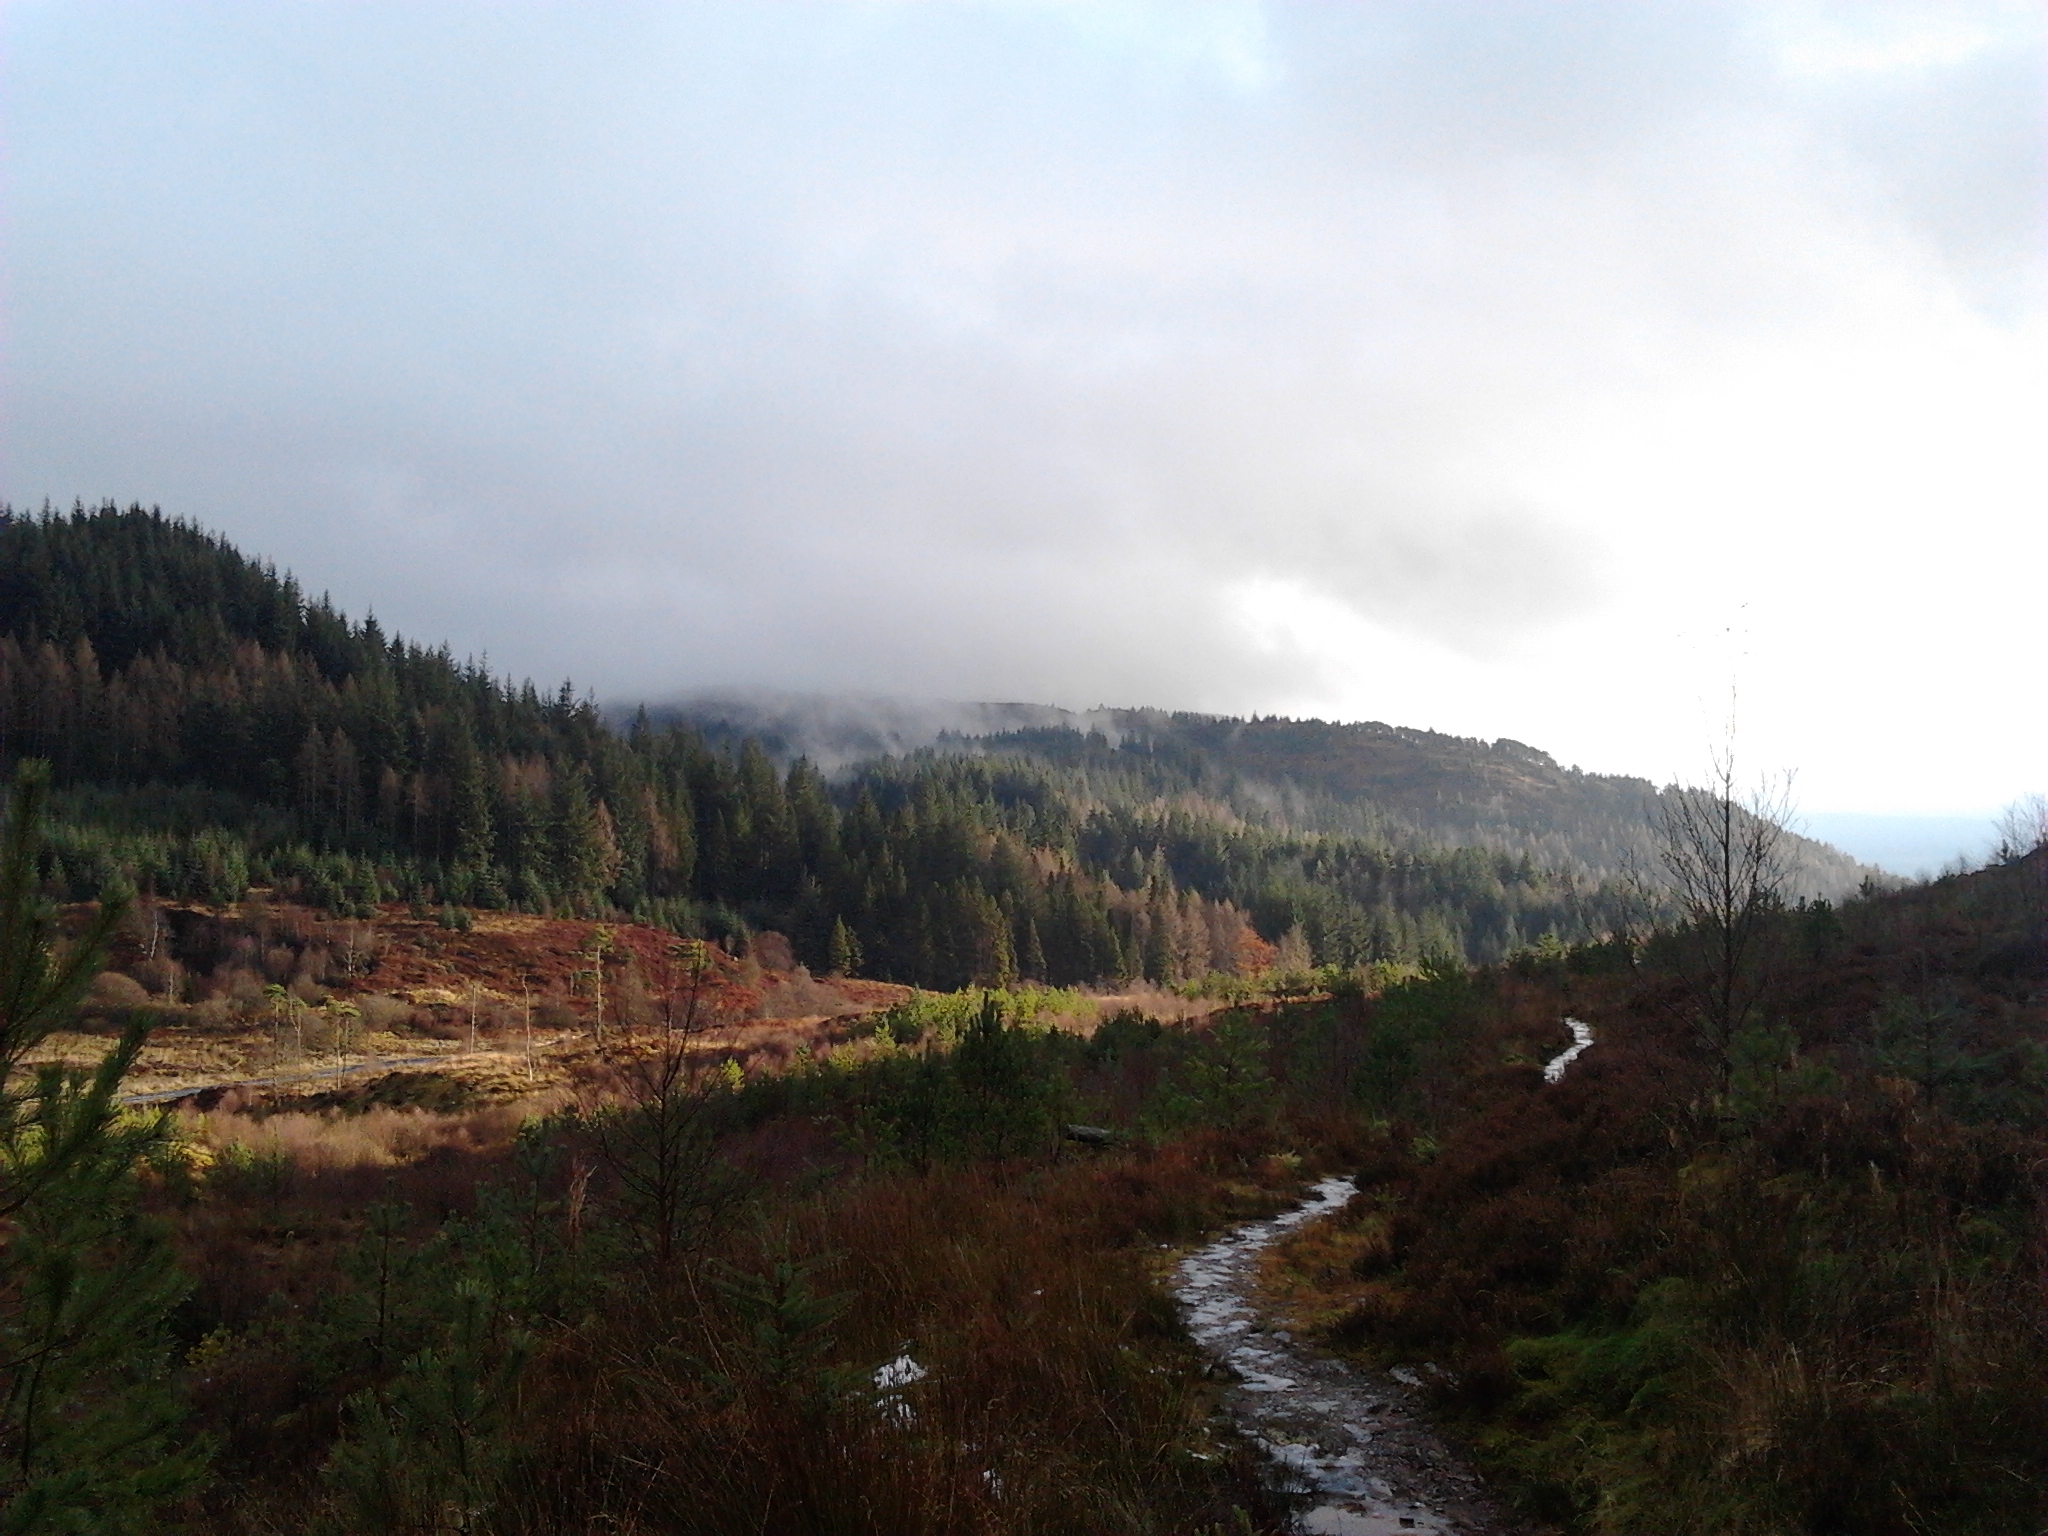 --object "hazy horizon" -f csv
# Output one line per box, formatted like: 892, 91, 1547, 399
4, 2, 2042, 817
